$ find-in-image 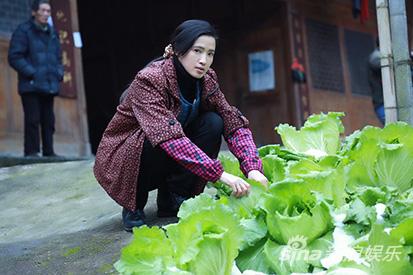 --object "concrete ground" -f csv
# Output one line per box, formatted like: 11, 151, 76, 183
0, 159, 178, 275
